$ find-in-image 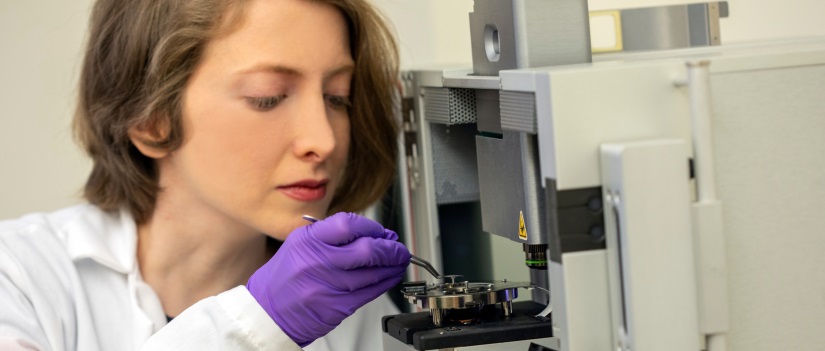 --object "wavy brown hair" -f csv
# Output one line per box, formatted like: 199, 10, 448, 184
74, 0, 399, 224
